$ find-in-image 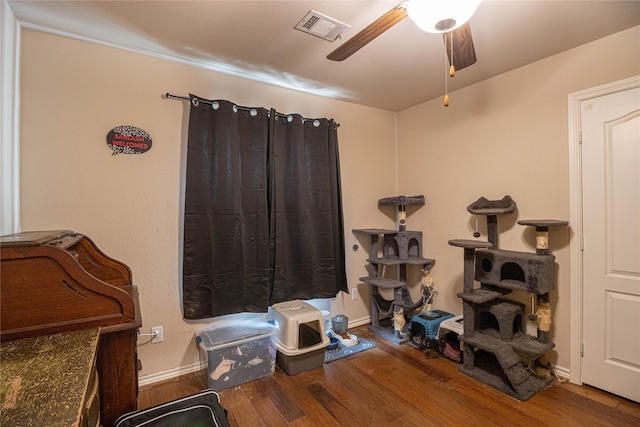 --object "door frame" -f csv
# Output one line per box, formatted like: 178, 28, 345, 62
568, 75, 640, 385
